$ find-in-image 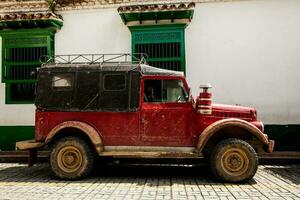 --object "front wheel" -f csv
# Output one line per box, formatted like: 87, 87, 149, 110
50, 136, 95, 180
210, 138, 258, 182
